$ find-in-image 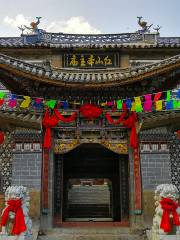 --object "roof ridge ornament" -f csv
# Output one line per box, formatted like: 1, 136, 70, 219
18, 17, 45, 36
137, 16, 153, 34
19, 17, 46, 44
153, 25, 162, 34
